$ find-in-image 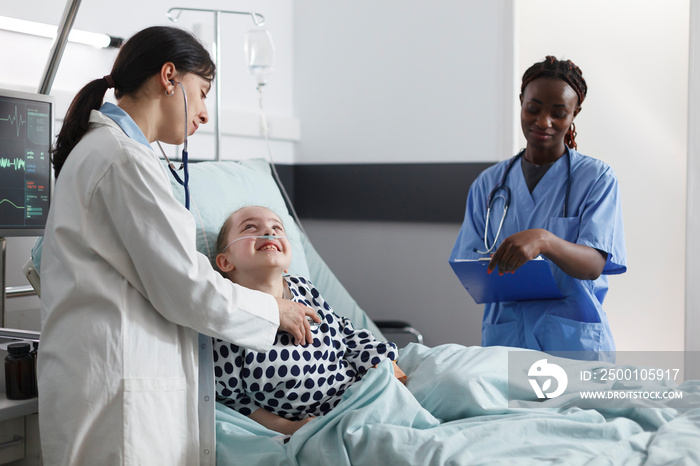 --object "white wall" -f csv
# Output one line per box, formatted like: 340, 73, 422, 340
293, 0, 514, 164
294, 0, 514, 346
686, 0, 700, 379
517, 0, 689, 352
0, 0, 297, 329
295, 0, 691, 352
